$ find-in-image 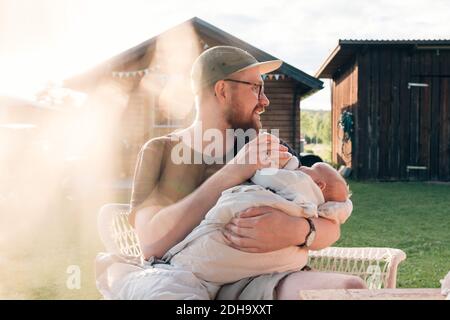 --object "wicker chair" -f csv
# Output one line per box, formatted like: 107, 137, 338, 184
98, 203, 407, 289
